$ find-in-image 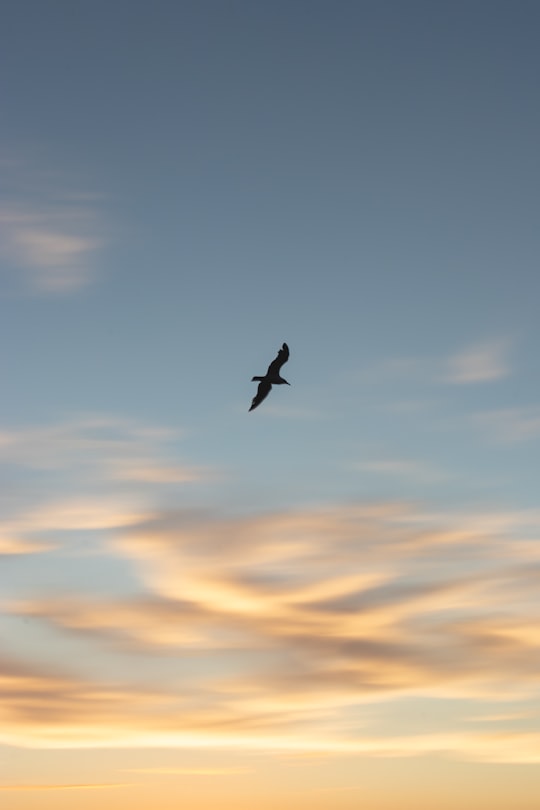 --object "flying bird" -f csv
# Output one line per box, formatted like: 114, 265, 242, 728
249, 342, 290, 411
